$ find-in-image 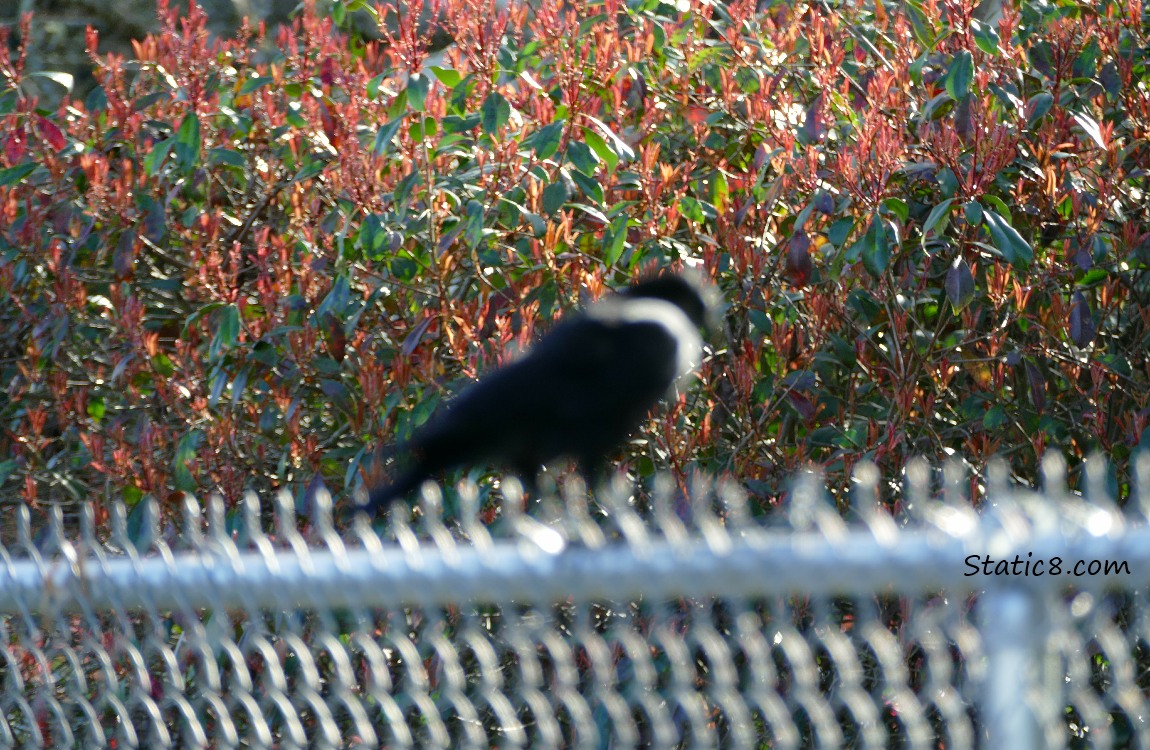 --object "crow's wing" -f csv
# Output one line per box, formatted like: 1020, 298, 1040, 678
410, 314, 680, 468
